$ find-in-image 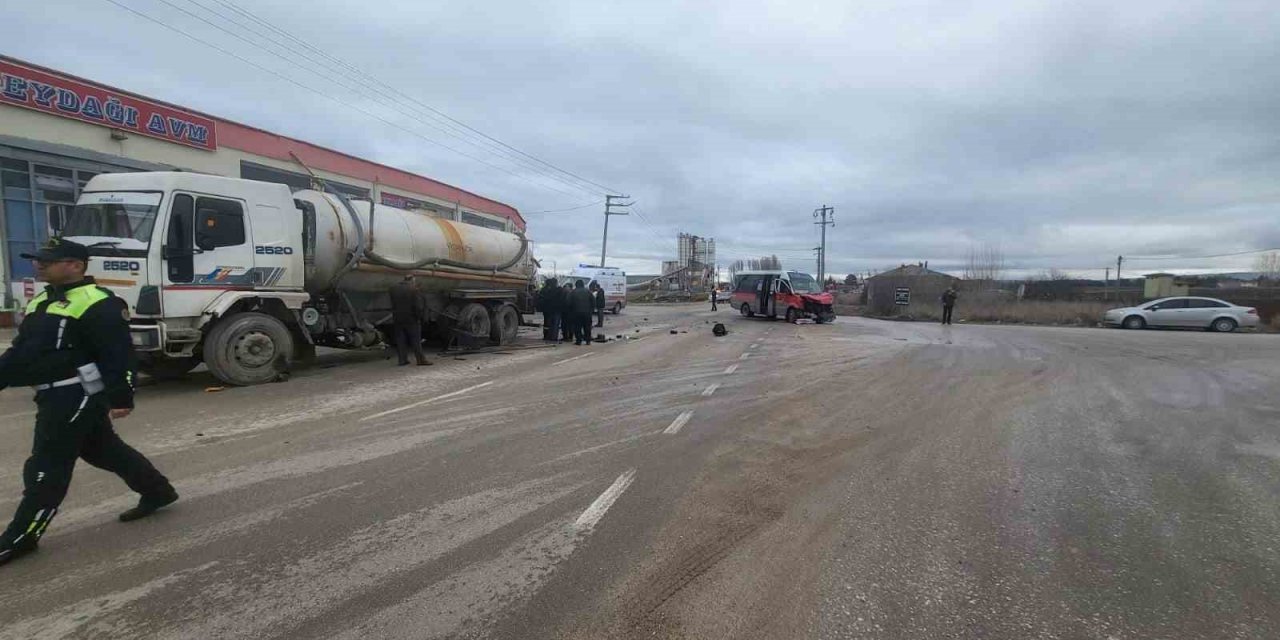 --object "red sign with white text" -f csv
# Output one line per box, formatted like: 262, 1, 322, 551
0, 59, 217, 151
